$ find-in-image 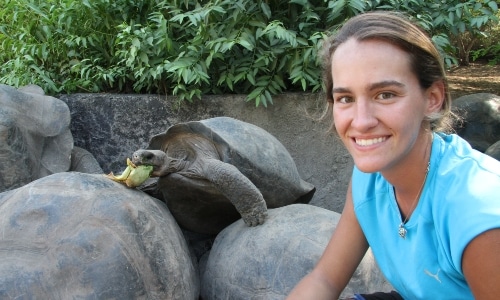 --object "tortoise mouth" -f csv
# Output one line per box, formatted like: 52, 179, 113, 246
131, 149, 152, 165
131, 149, 165, 165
